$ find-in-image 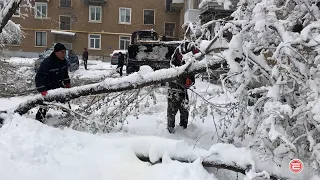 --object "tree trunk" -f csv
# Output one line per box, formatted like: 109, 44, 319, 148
136, 154, 291, 180
13, 58, 226, 115
0, 0, 22, 33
